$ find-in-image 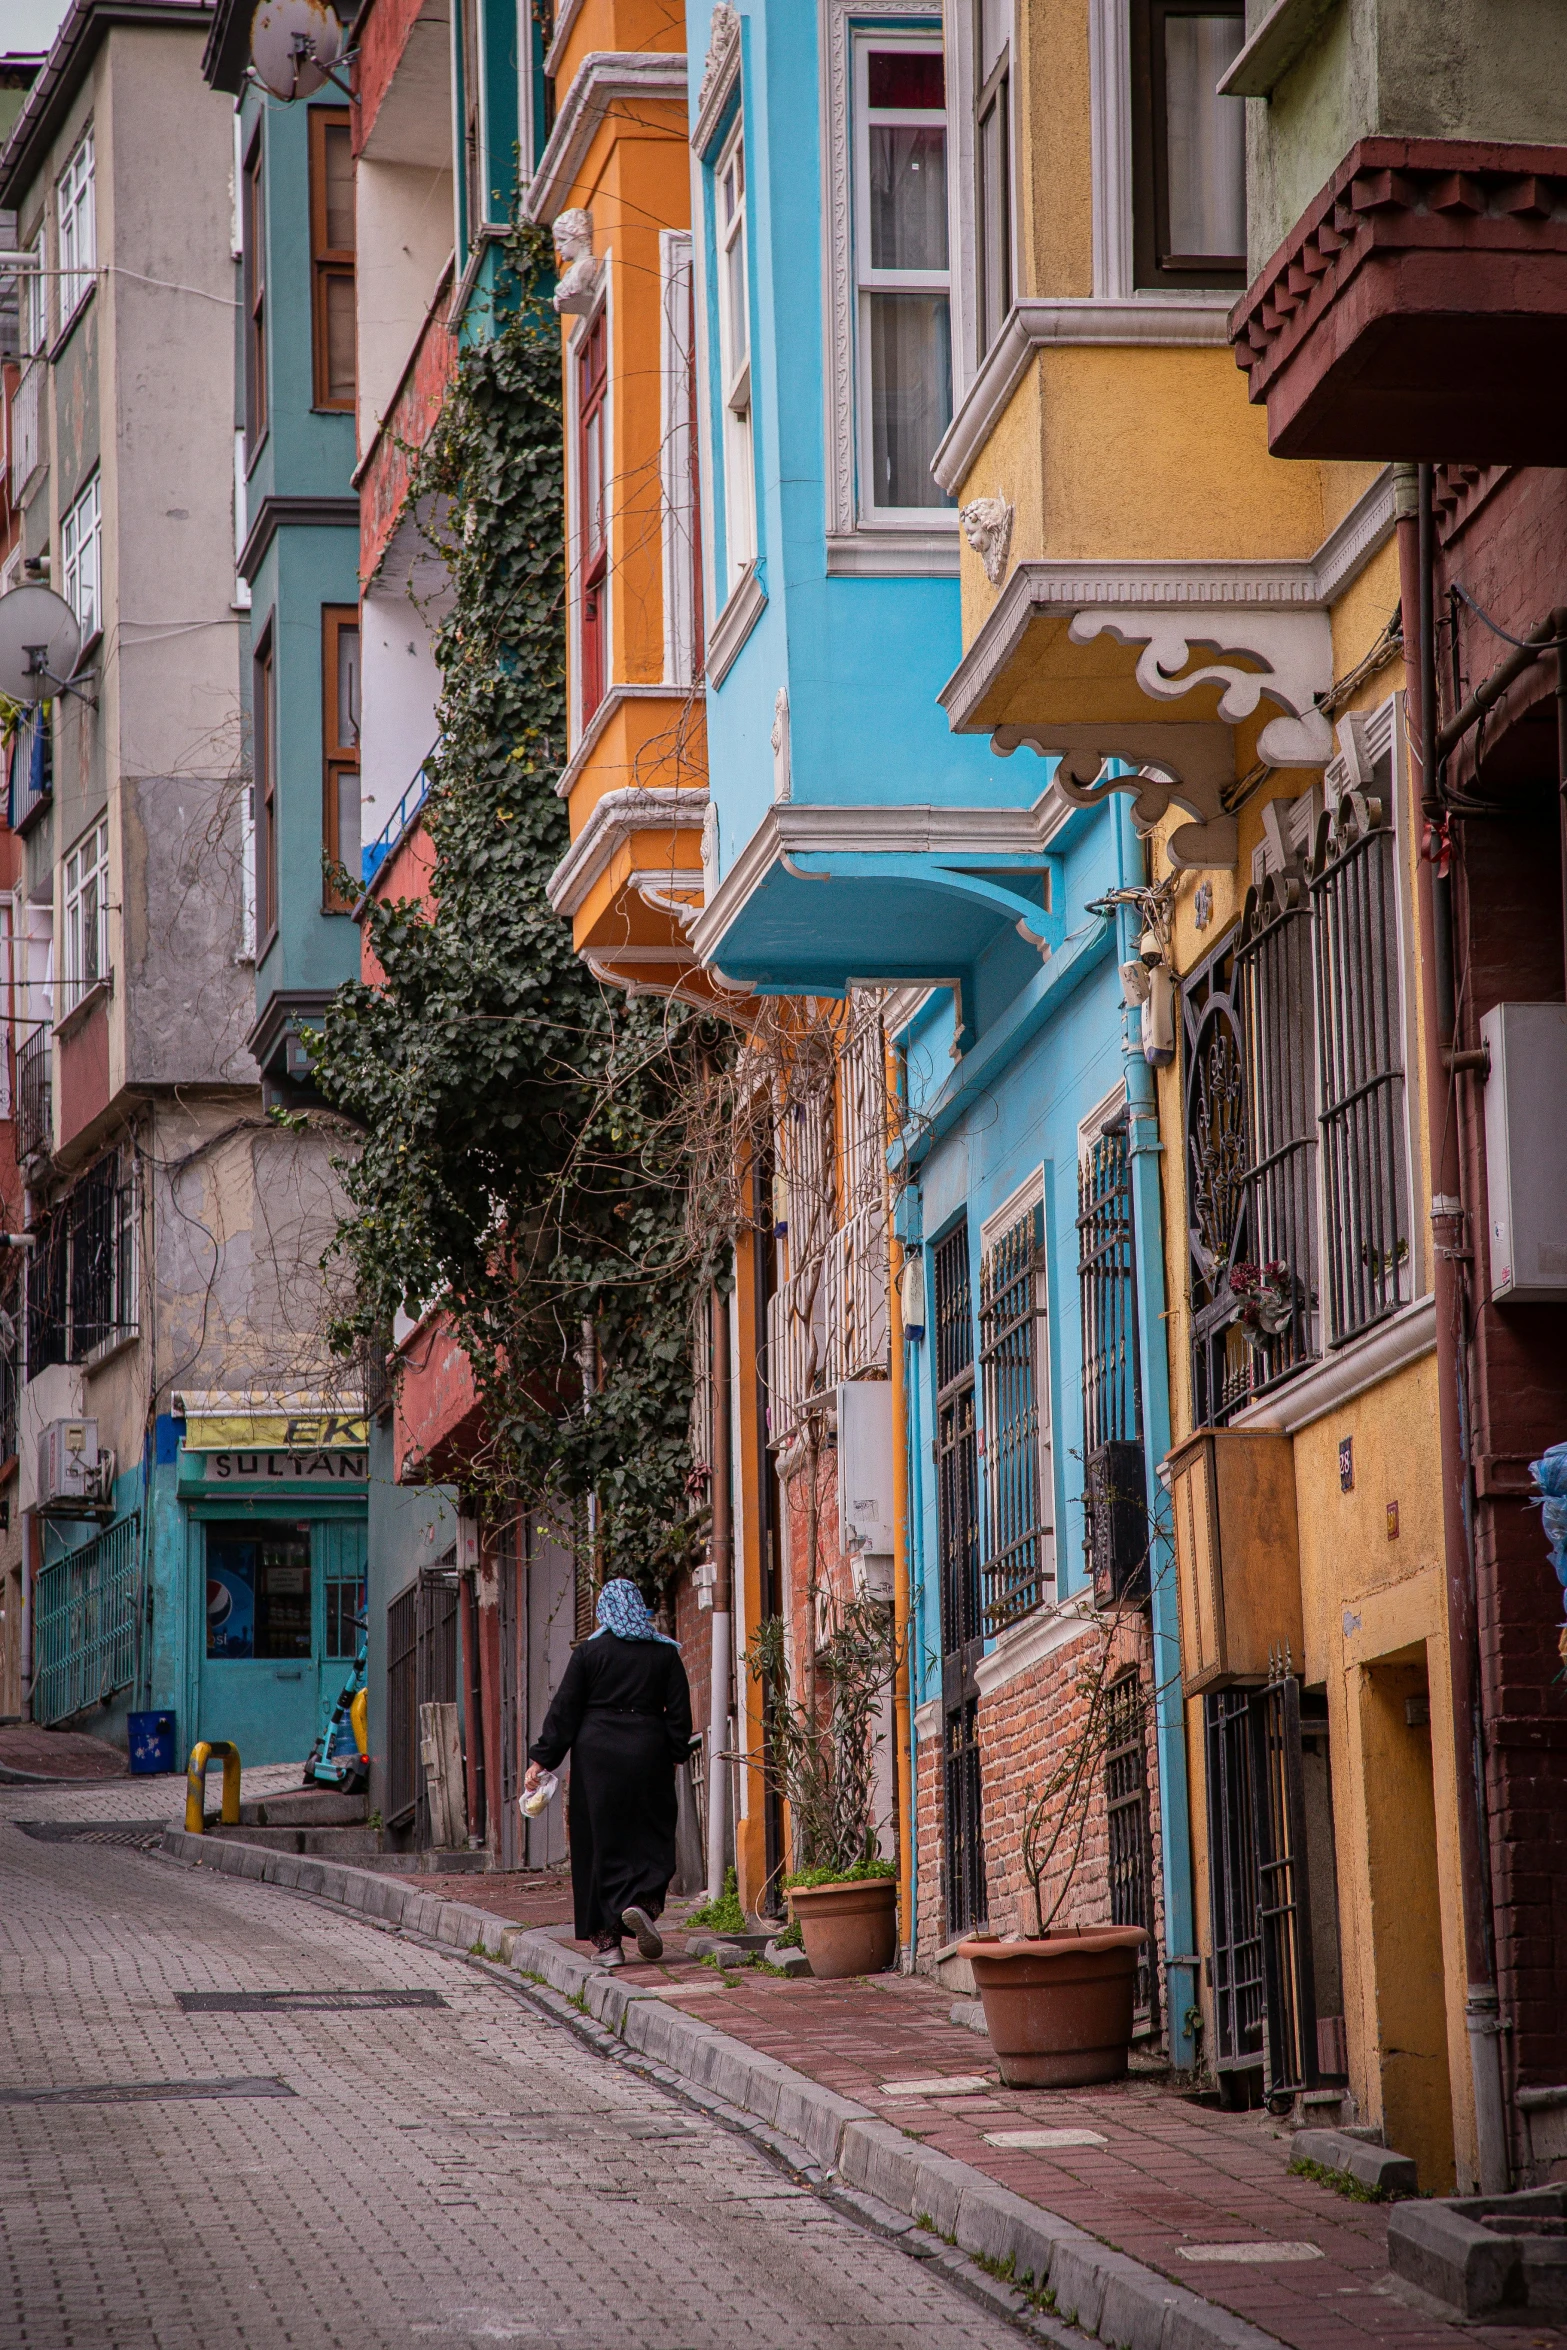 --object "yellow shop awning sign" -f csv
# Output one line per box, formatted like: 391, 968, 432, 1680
183, 1412, 368, 1451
